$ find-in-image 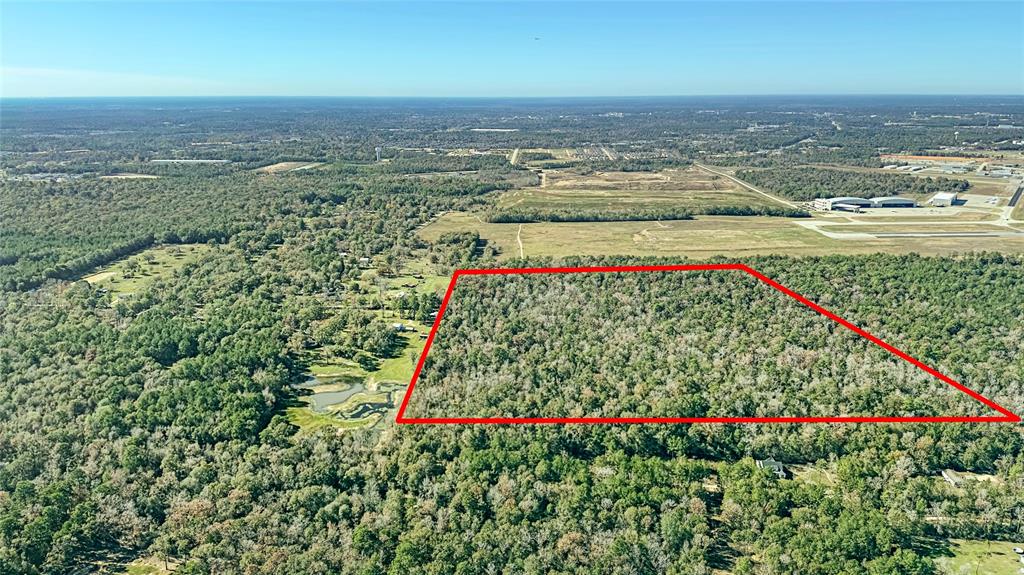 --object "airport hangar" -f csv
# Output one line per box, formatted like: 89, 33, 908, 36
811, 196, 918, 212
